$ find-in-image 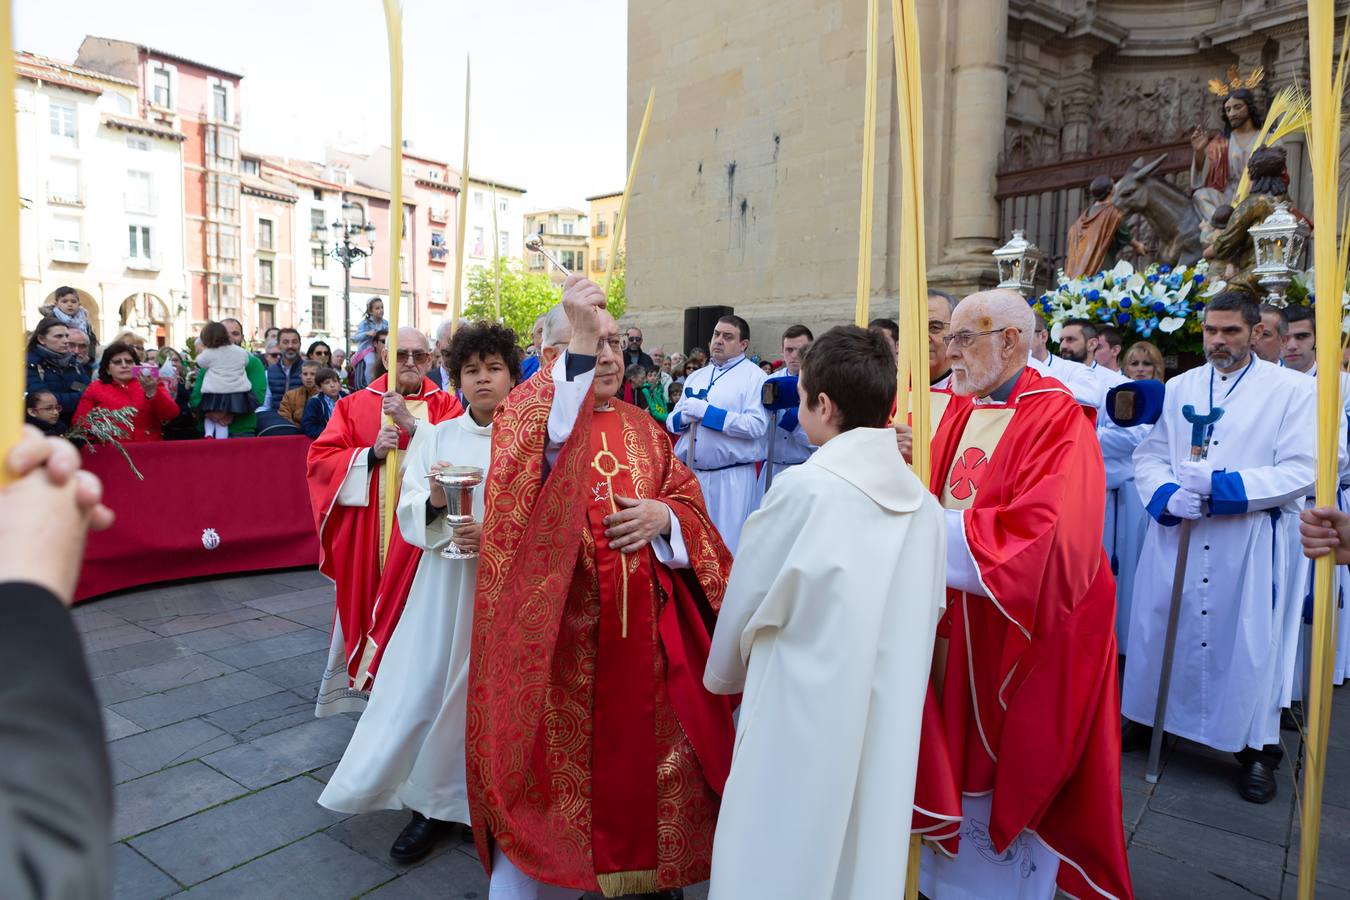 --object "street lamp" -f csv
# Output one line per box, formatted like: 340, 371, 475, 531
322, 201, 377, 360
